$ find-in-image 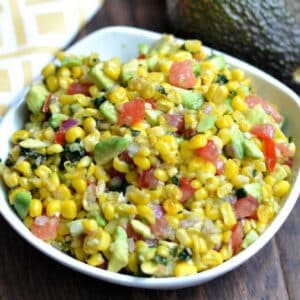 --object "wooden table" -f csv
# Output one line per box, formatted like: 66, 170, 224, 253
0, 1, 299, 299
